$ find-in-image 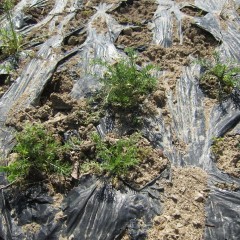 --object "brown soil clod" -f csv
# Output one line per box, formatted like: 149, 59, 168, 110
116, 26, 153, 49
49, 93, 76, 111
212, 134, 240, 178
91, 15, 109, 34
180, 5, 208, 17
23, 1, 55, 23
1, 0, 239, 239
124, 136, 169, 189
199, 74, 233, 99
63, 7, 96, 34
137, 17, 220, 89
182, 21, 220, 51
112, 0, 157, 25
40, 68, 76, 106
